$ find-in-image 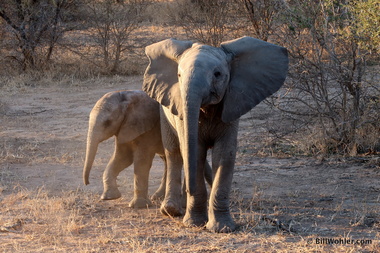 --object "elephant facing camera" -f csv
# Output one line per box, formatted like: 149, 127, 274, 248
143, 36, 289, 232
